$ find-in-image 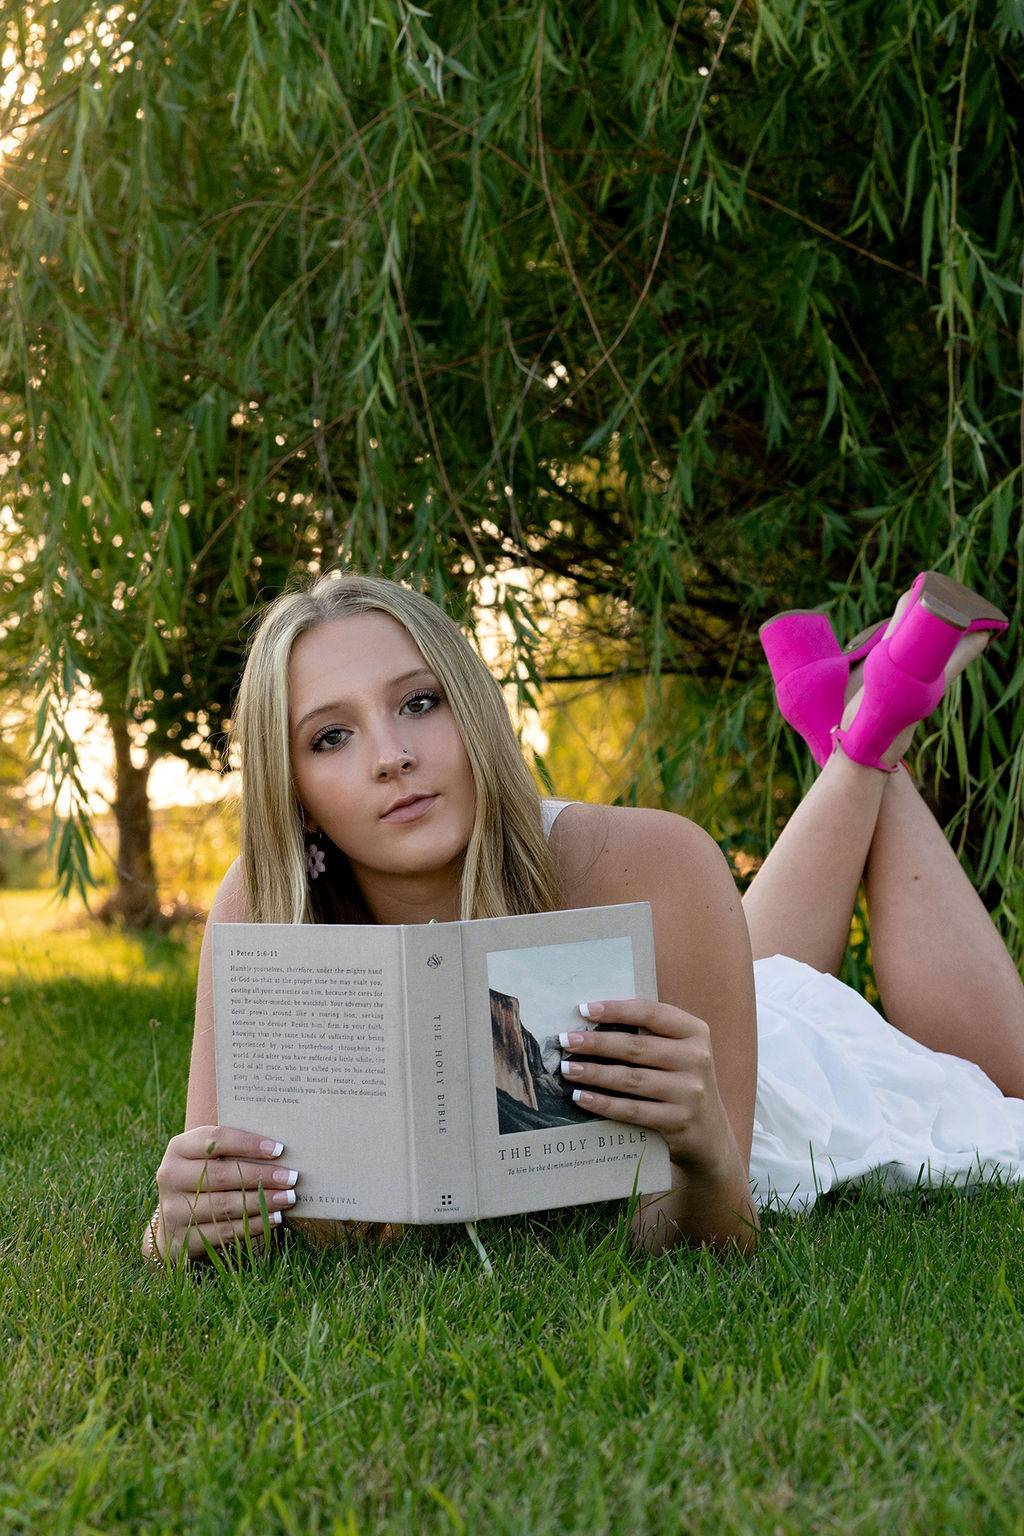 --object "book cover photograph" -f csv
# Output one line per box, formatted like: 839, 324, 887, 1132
488, 934, 635, 1135
213, 903, 671, 1225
